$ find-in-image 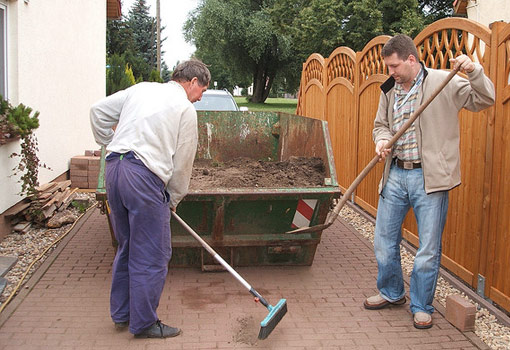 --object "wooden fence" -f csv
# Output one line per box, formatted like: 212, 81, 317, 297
296, 18, 510, 313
